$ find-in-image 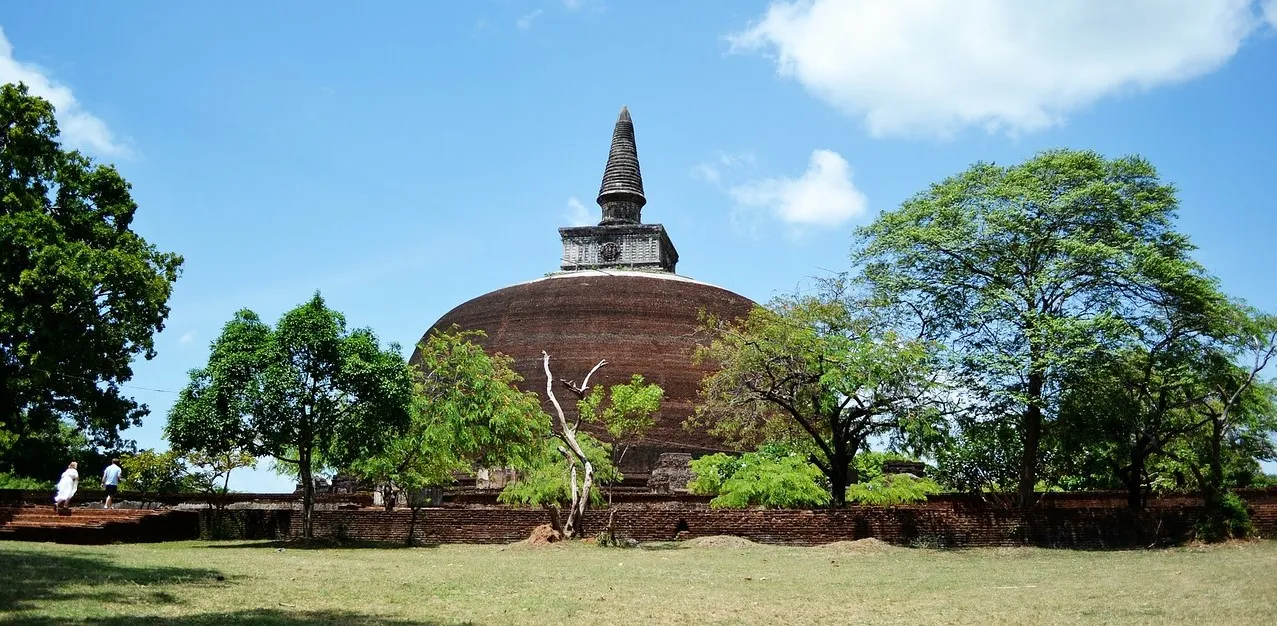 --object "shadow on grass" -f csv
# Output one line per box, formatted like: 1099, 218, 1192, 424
201, 539, 433, 550
0, 546, 227, 614
5, 609, 461, 625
